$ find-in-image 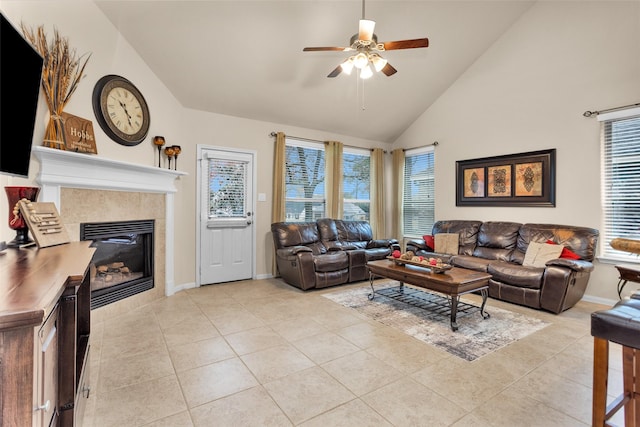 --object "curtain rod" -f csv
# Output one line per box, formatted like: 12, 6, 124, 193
583, 102, 640, 118
269, 132, 438, 152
